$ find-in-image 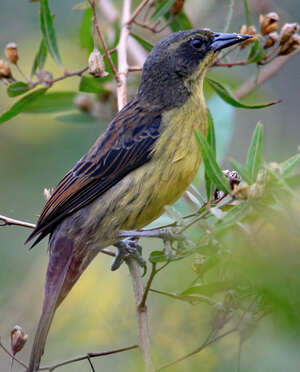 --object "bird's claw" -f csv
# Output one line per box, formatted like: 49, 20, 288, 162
111, 238, 147, 275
